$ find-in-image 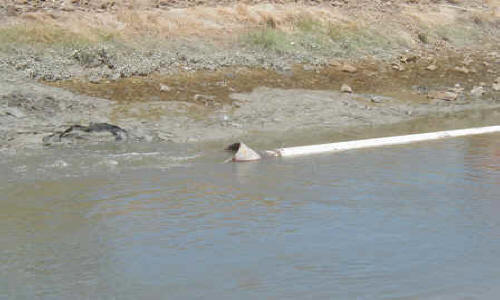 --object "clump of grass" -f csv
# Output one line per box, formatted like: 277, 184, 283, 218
326, 23, 394, 52
295, 16, 322, 33
433, 24, 481, 46
243, 18, 403, 57
417, 32, 429, 44
243, 27, 292, 53
0, 23, 122, 50
0, 24, 91, 47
